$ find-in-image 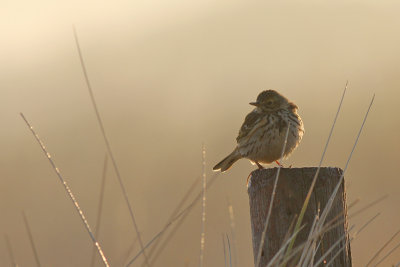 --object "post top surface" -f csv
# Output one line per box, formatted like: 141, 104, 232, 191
247, 167, 343, 192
